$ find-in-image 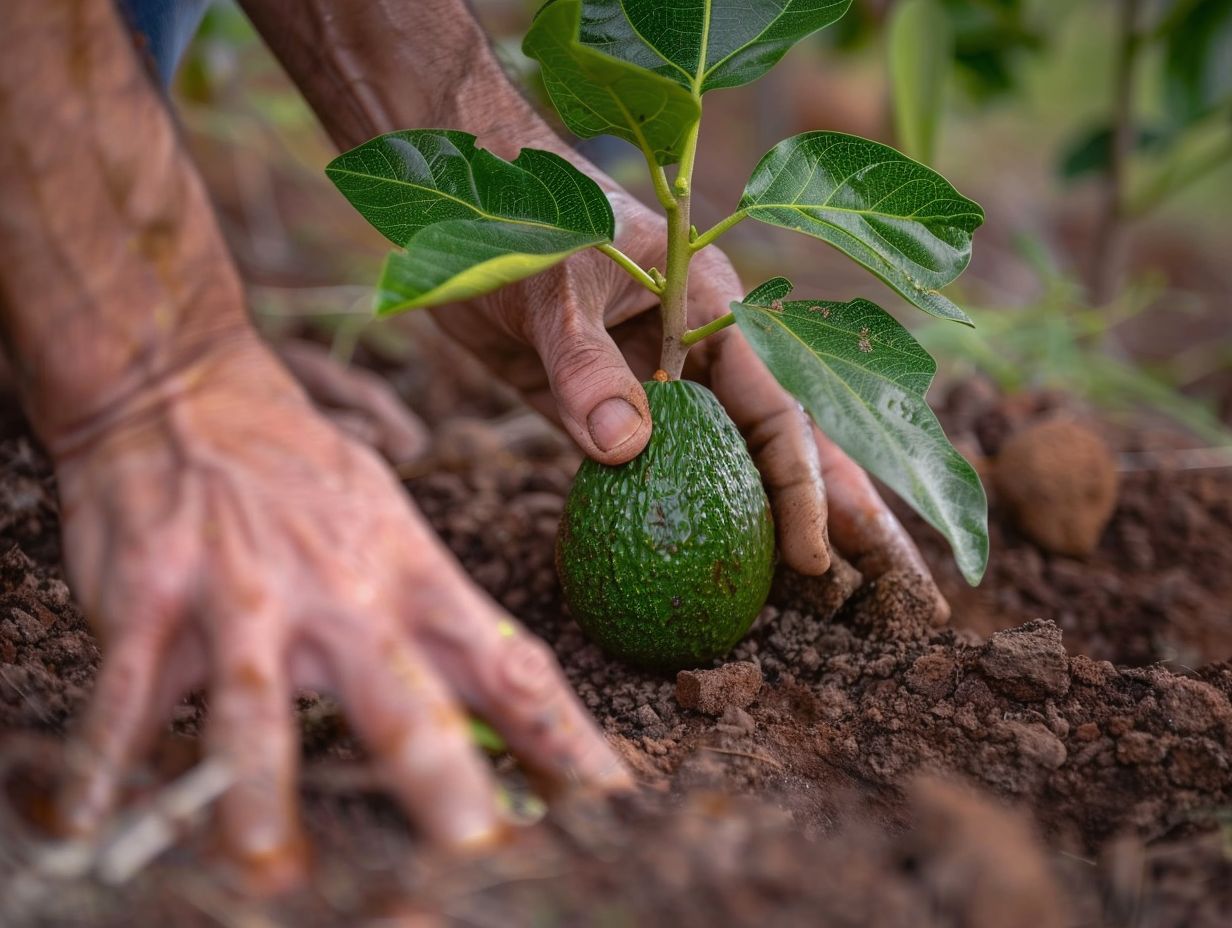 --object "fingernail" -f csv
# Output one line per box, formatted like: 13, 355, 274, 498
587, 398, 643, 451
